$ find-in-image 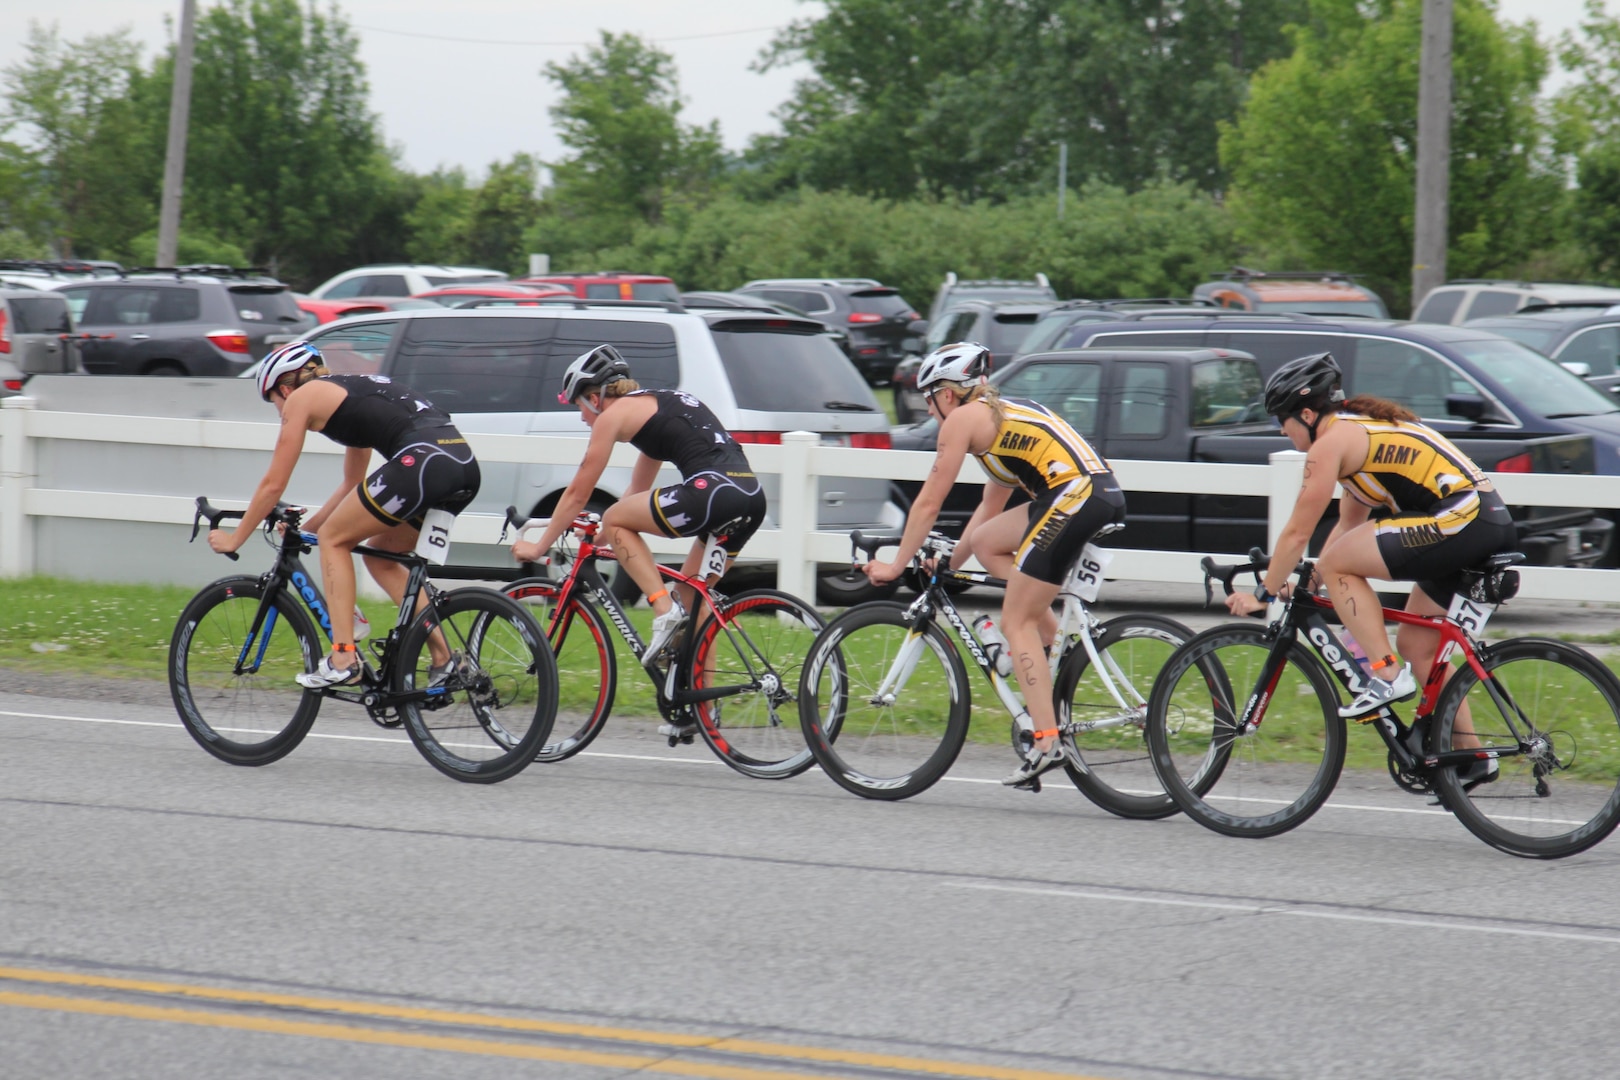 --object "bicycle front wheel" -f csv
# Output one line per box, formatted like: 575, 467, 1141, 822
1056, 614, 1196, 820
170, 576, 323, 766
799, 603, 970, 800
1146, 623, 1346, 838
686, 588, 826, 779
394, 588, 558, 783
1430, 637, 1620, 858
504, 578, 617, 762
